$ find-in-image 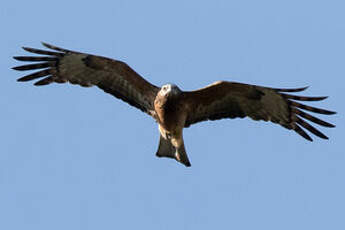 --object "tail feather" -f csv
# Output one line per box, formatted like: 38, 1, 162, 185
156, 134, 191, 167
